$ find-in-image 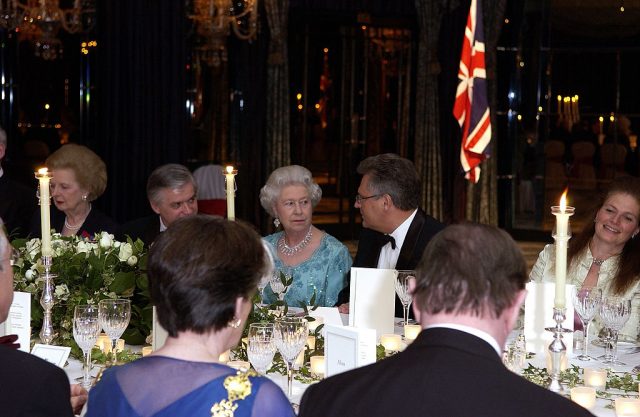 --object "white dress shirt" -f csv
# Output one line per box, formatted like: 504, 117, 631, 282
425, 323, 503, 357
377, 209, 417, 269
